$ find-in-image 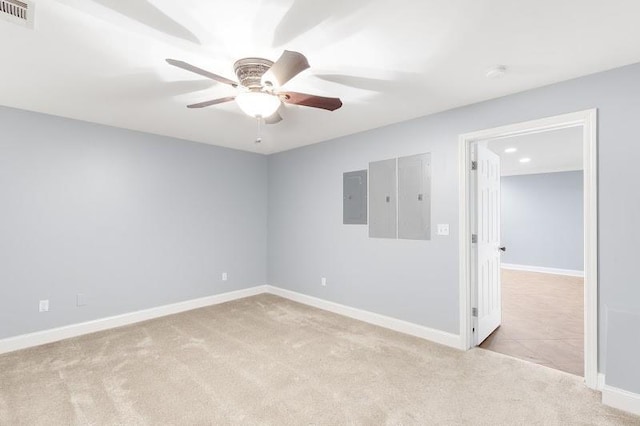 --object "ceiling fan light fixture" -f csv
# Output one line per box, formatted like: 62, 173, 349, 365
235, 91, 281, 118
